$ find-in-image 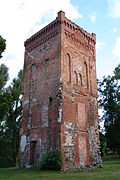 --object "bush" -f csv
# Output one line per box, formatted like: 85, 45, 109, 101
40, 149, 62, 170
